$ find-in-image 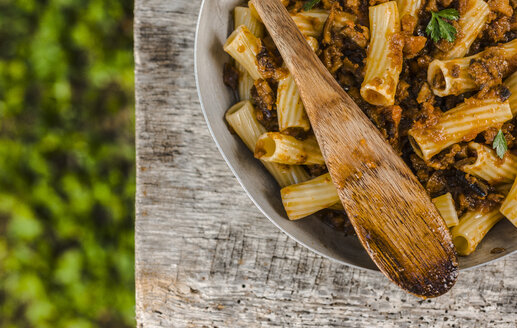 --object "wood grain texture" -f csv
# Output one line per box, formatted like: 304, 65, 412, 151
251, 0, 457, 297
135, 0, 517, 326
